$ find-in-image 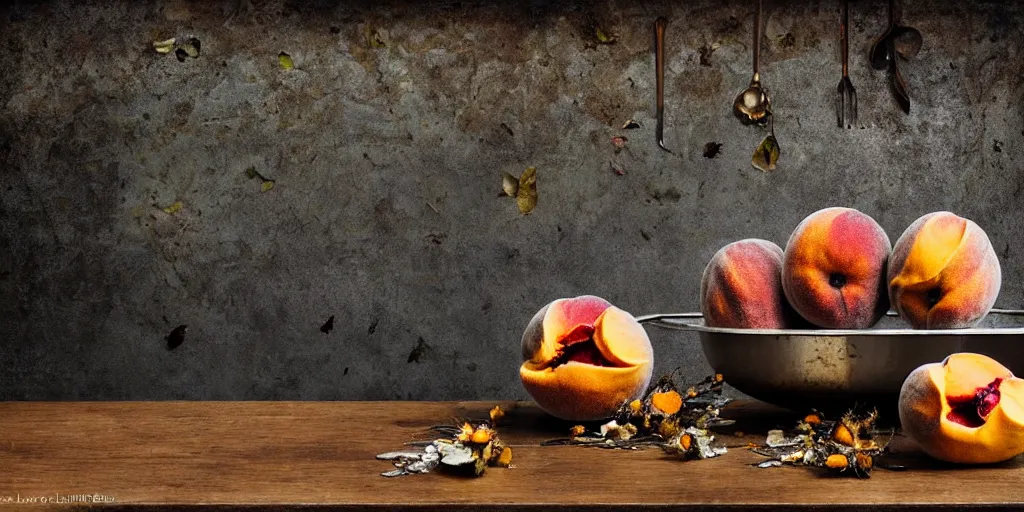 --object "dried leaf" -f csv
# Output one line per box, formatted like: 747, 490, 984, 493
501, 172, 519, 197
278, 52, 294, 70
489, 406, 505, 424
621, 120, 641, 130
751, 134, 780, 172
594, 25, 618, 44
516, 167, 537, 215
153, 38, 176, 54
495, 446, 513, 467
260, 180, 275, 193
182, 37, 201, 58
162, 201, 184, 215
320, 315, 334, 334
166, 324, 187, 350
245, 167, 258, 179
